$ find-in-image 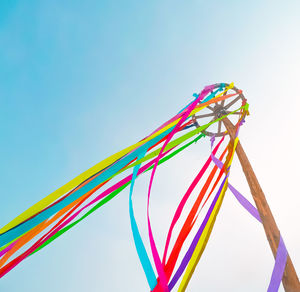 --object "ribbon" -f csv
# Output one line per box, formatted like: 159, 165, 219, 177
0, 82, 258, 292
211, 135, 288, 292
